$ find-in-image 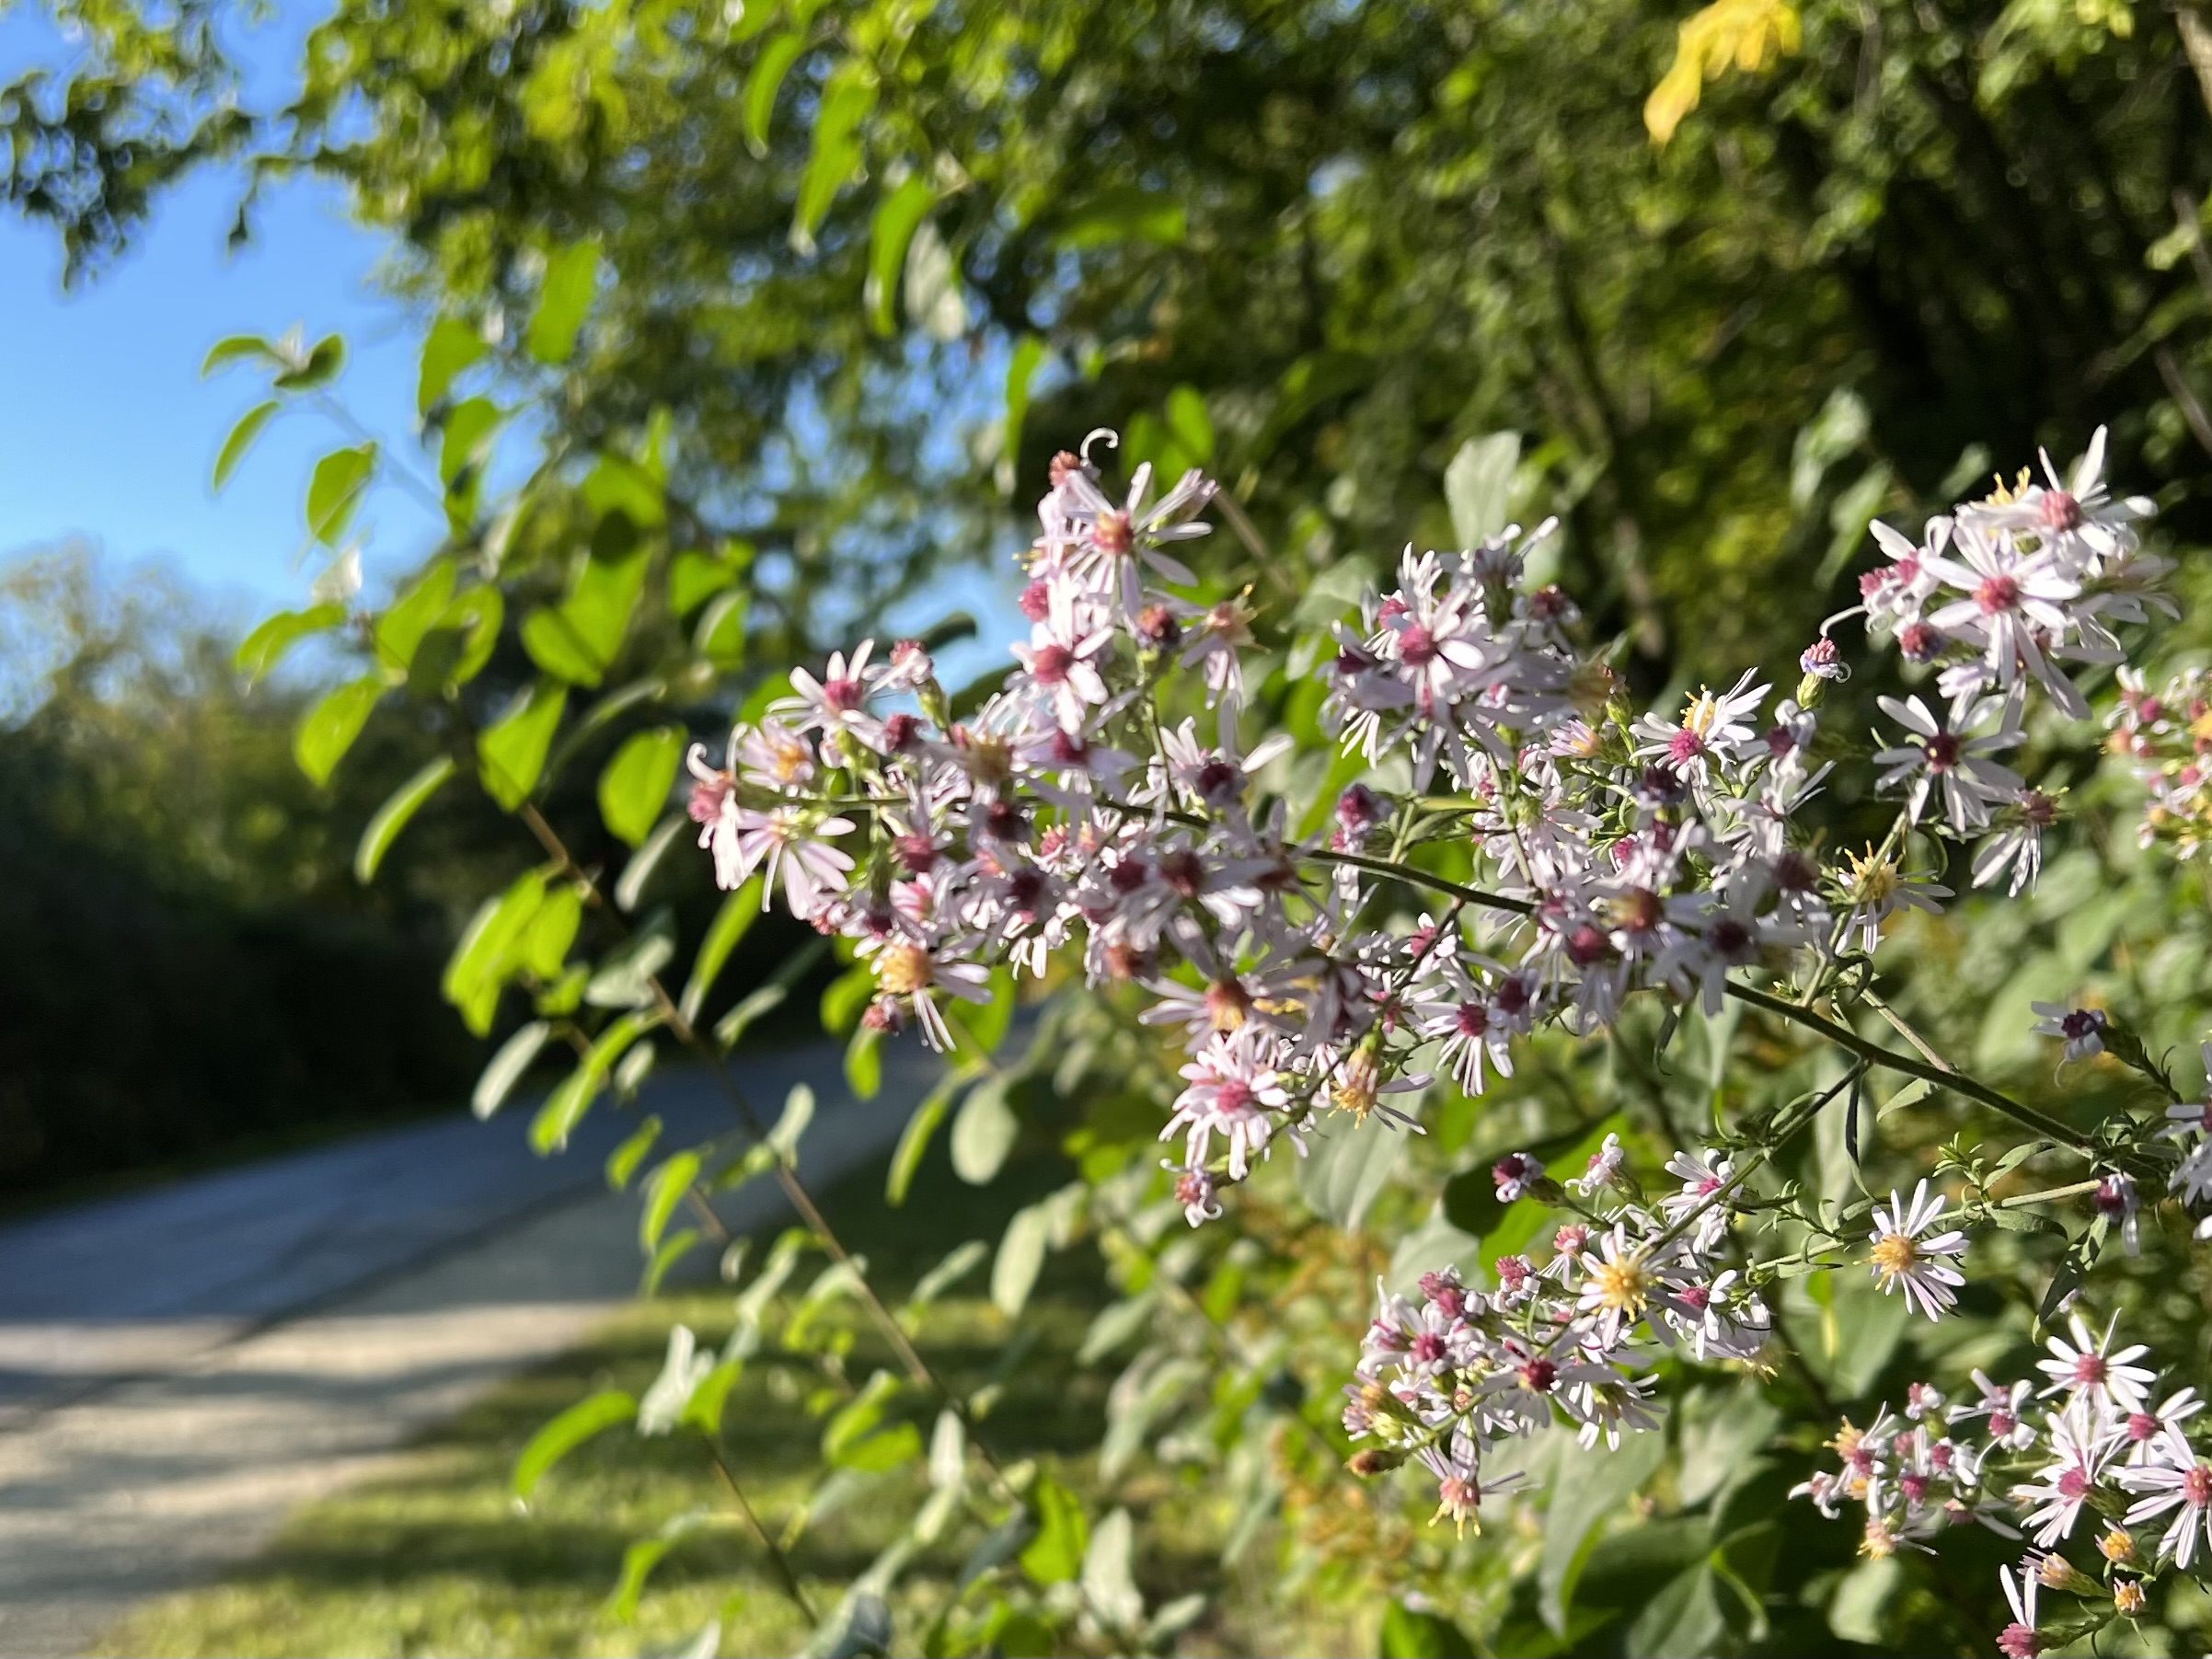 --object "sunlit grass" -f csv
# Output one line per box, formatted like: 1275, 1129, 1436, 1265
98, 1141, 1356, 1658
